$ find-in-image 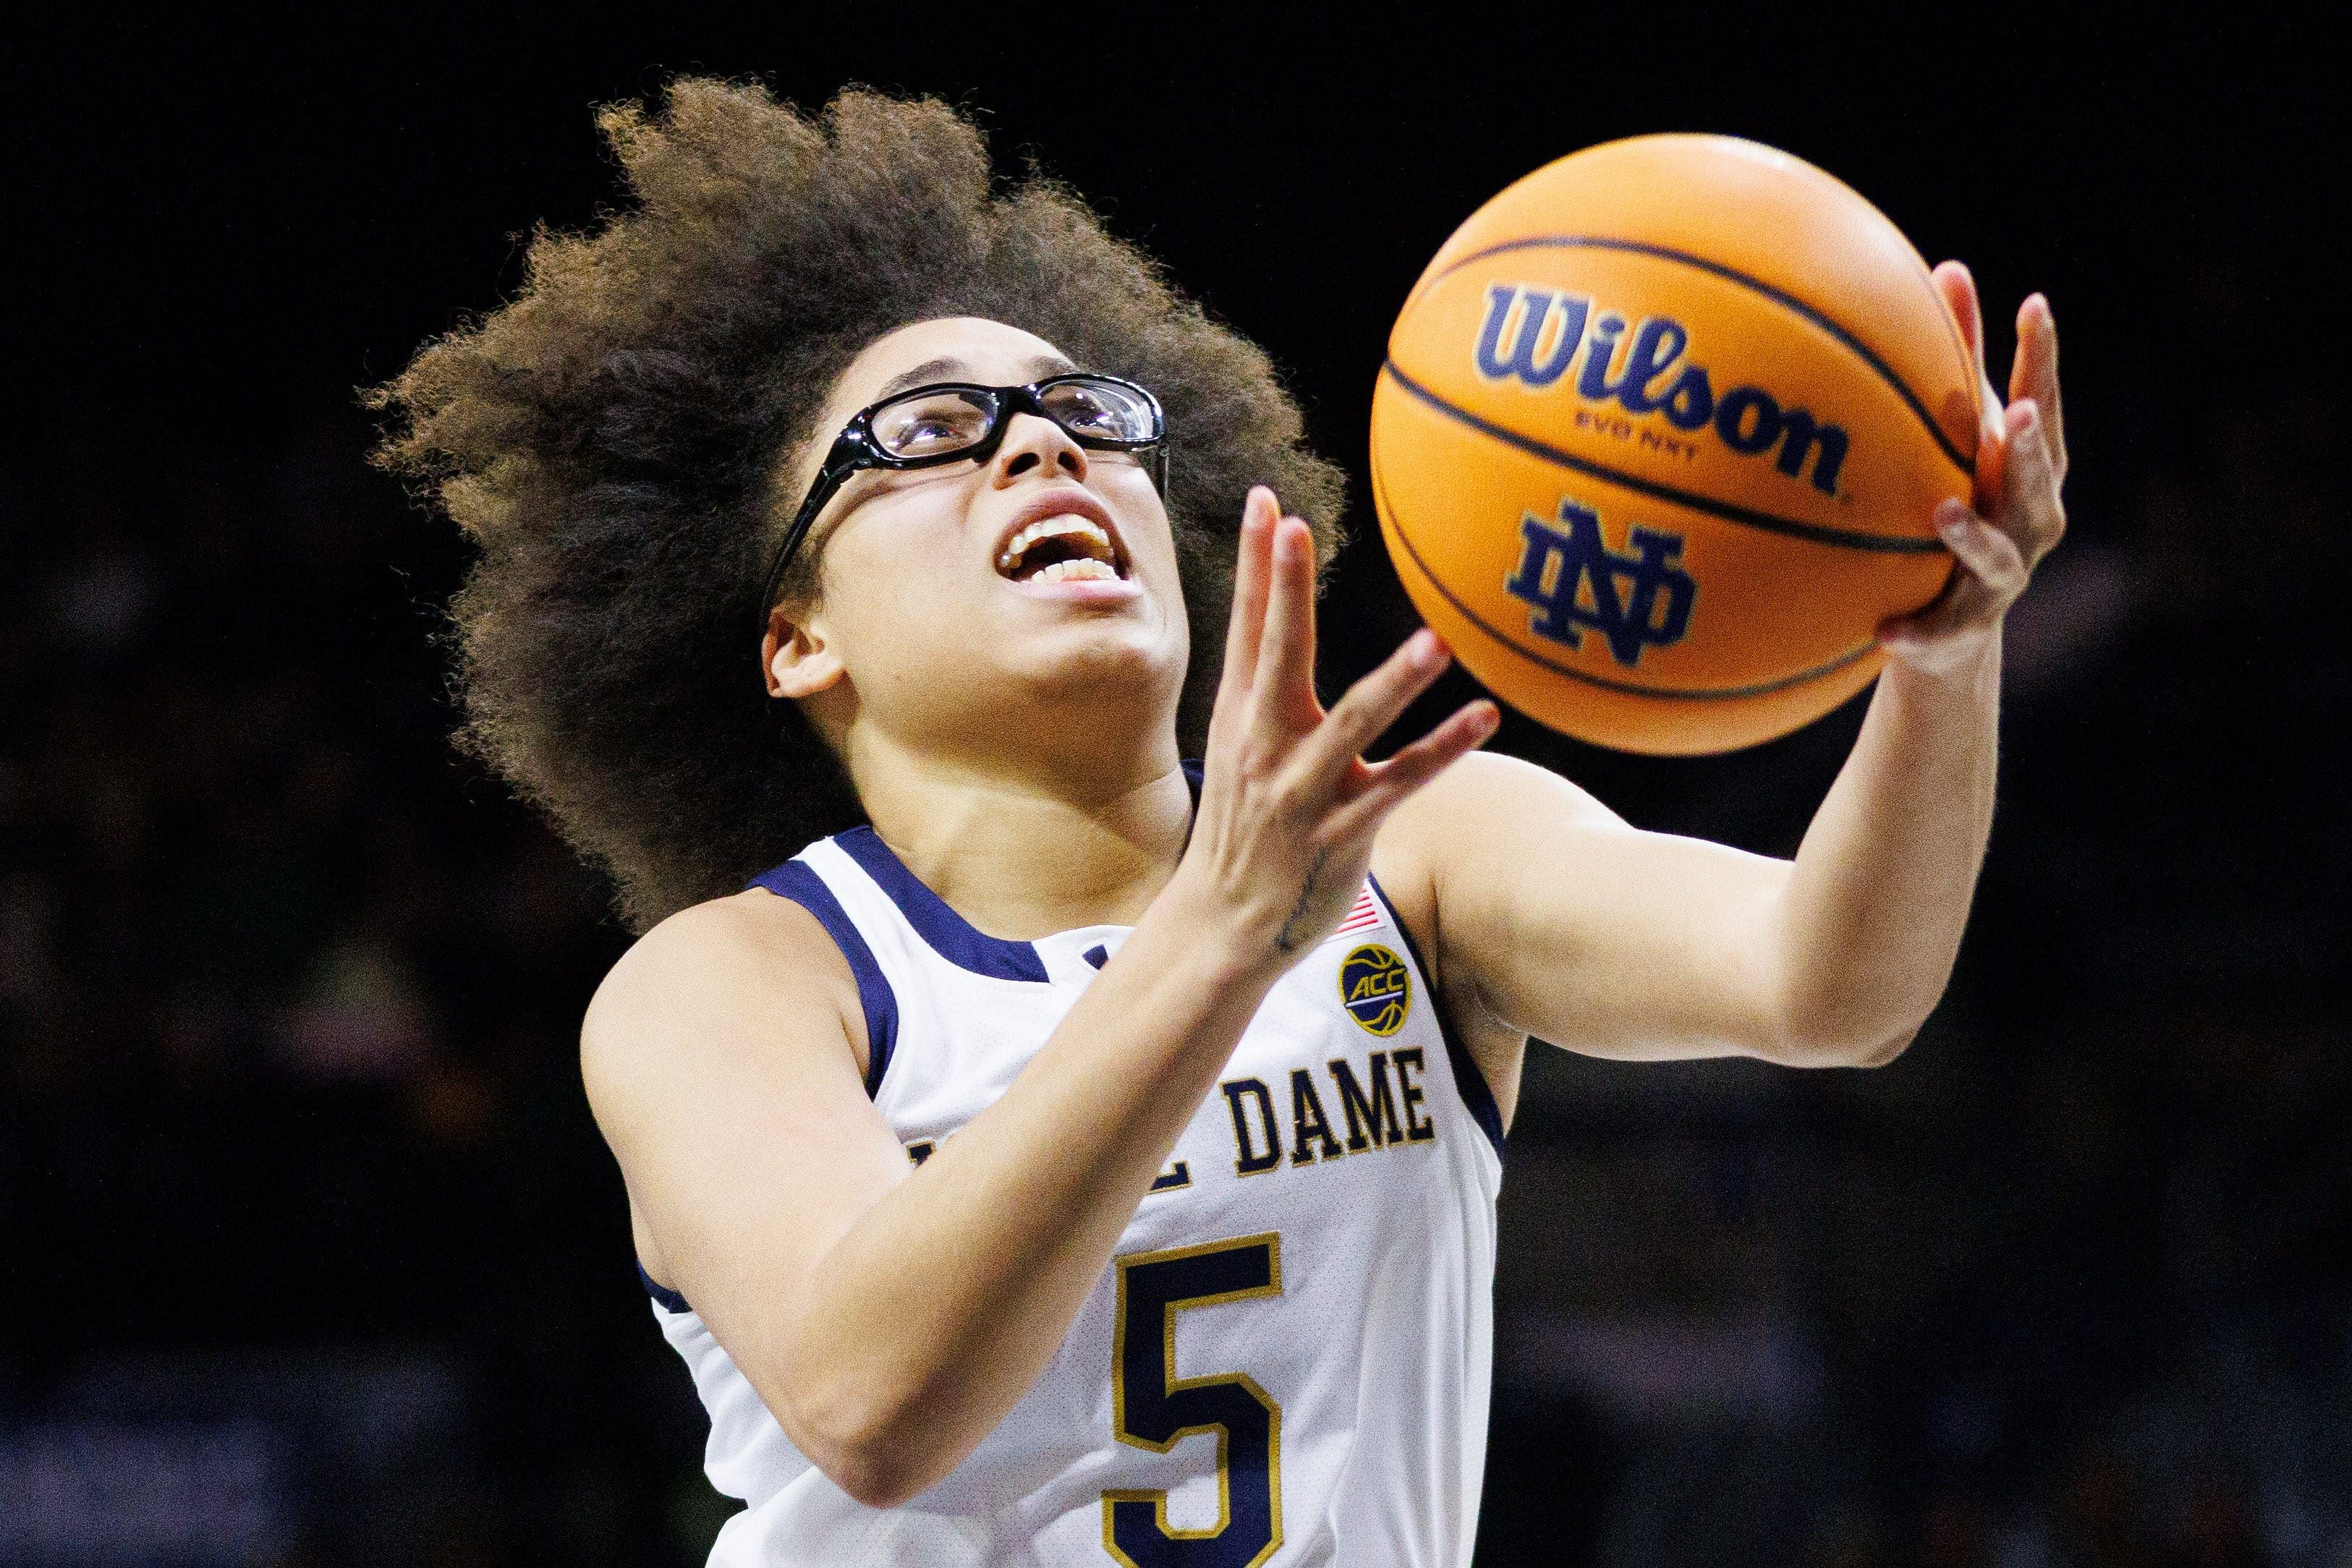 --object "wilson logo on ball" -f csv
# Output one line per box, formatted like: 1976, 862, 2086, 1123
1473, 283, 1851, 496
1504, 499, 1697, 667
